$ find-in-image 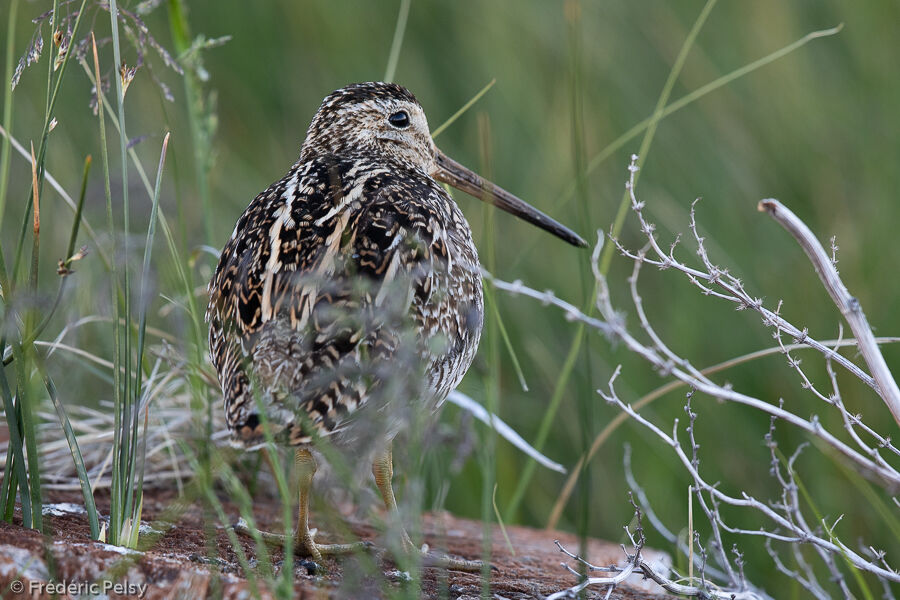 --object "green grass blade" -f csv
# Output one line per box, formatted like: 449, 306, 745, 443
492, 484, 515, 556
11, 0, 90, 282
478, 113, 498, 590
65, 155, 92, 264
78, 59, 204, 352
84, 50, 211, 501
91, 33, 124, 545
564, 4, 596, 562
0, 364, 31, 525
161, 5, 219, 471
27, 143, 40, 329
198, 467, 265, 596
24, 0, 60, 300
576, 22, 842, 202
1, 450, 17, 521
252, 401, 296, 584
19, 155, 92, 349
0, 126, 111, 270
431, 79, 496, 139
134, 134, 170, 412
591, 26, 845, 216
42, 0, 59, 136
505, 0, 717, 522
131, 133, 170, 545
0, 0, 19, 231
10, 342, 42, 530
178, 443, 270, 593
0, 19, 117, 541
508, 21, 842, 273
505, 324, 583, 519
0, 0, 20, 507
383, 0, 411, 83
83, 49, 214, 530
34, 351, 100, 539
598, 0, 717, 275
1, 171, 44, 528
167, 0, 215, 246
483, 281, 528, 391
105, 2, 136, 539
